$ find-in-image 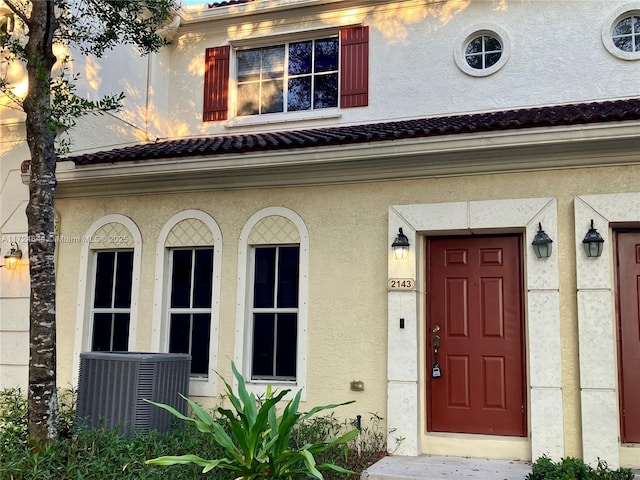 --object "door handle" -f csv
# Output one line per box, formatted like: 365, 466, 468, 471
432, 324, 442, 378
